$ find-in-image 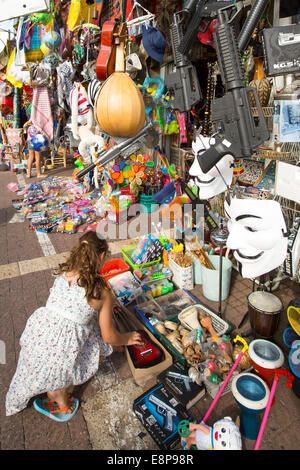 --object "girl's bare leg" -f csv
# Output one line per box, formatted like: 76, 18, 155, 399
26, 150, 35, 177
35, 151, 47, 177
